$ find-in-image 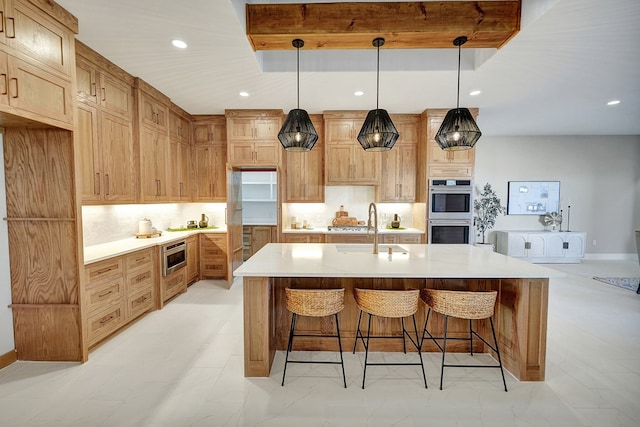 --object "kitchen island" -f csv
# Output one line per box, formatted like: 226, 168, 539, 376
234, 243, 565, 381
